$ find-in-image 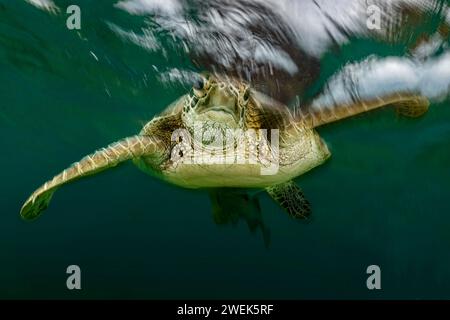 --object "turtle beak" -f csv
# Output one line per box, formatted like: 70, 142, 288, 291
196, 85, 241, 121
